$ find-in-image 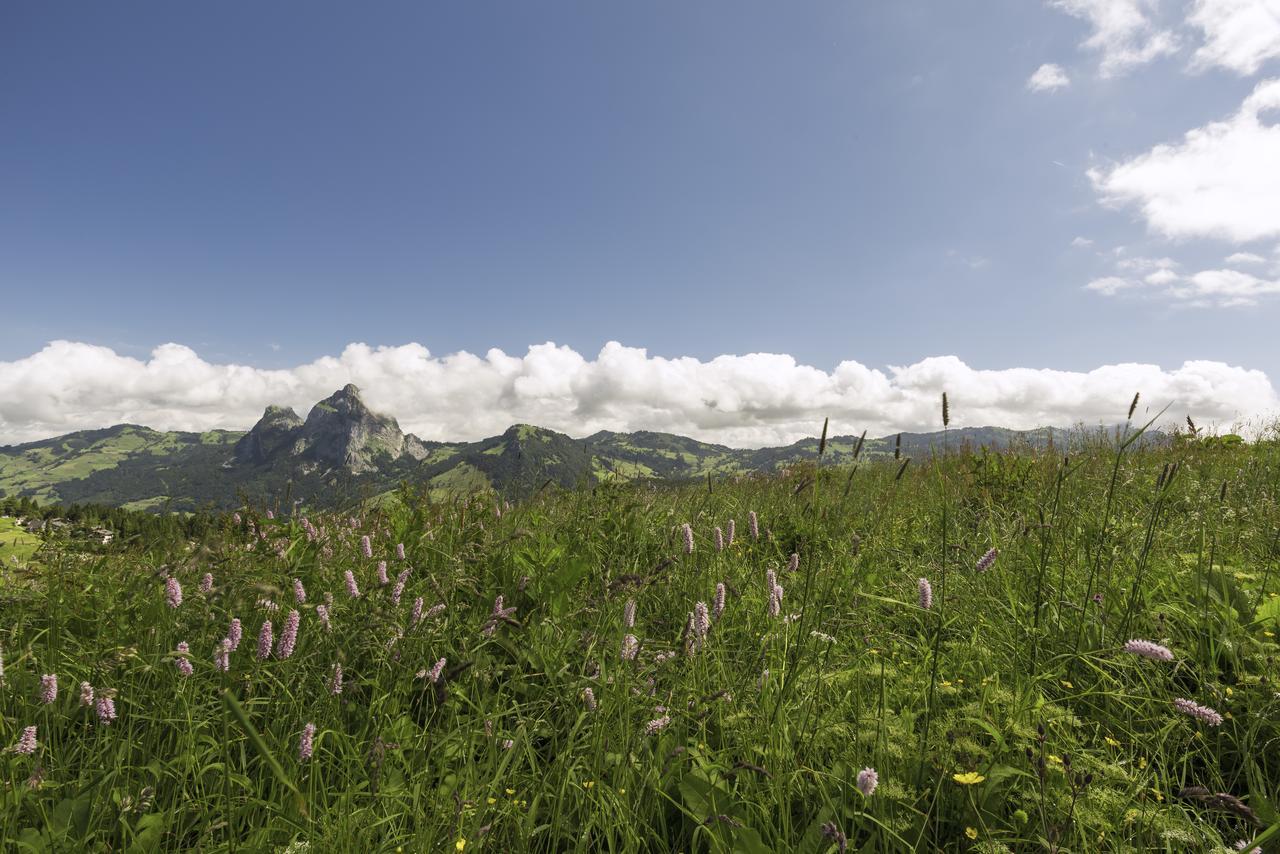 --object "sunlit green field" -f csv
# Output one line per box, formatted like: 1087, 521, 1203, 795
2, 427, 1278, 851
0, 516, 42, 567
